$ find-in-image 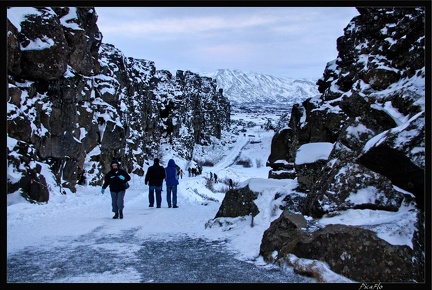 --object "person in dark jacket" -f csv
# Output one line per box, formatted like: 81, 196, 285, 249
101, 160, 131, 219
144, 158, 166, 208
165, 159, 179, 208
